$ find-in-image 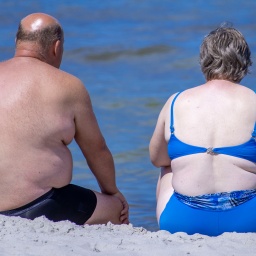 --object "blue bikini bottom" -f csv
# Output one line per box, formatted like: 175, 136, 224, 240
159, 189, 256, 236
